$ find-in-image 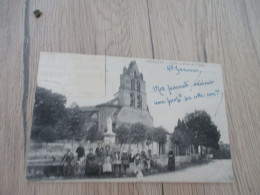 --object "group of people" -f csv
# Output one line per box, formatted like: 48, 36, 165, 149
61, 144, 156, 177
84, 144, 155, 177
61, 144, 176, 178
